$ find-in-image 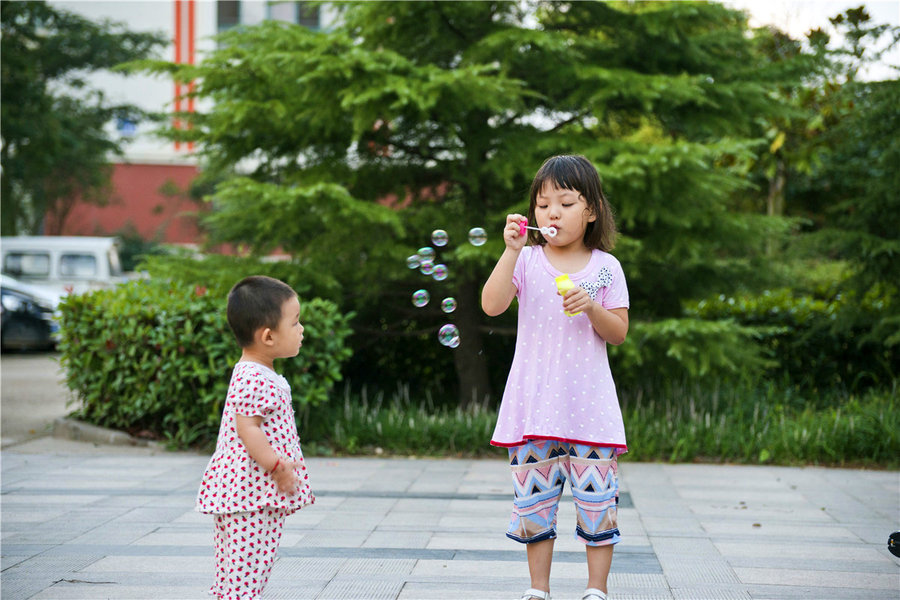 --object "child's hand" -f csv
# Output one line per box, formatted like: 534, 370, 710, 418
503, 214, 528, 251
272, 458, 301, 496
561, 286, 593, 316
